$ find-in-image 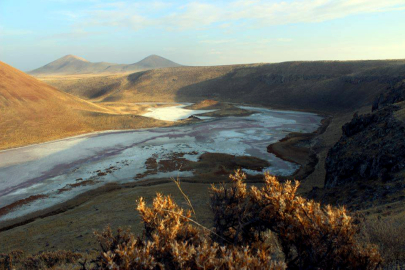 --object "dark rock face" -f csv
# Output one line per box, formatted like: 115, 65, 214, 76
187, 115, 201, 120
325, 86, 405, 188
372, 83, 405, 111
